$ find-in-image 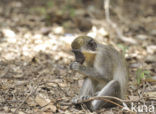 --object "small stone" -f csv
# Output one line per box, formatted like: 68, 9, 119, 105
146, 55, 156, 63
18, 111, 25, 114
3, 106, 9, 112
35, 93, 51, 107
